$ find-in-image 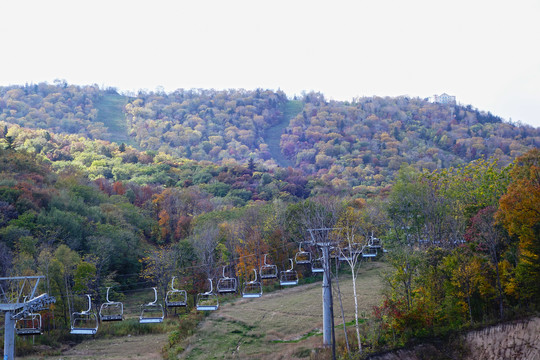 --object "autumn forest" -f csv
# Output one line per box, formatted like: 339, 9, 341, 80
0, 82, 539, 358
